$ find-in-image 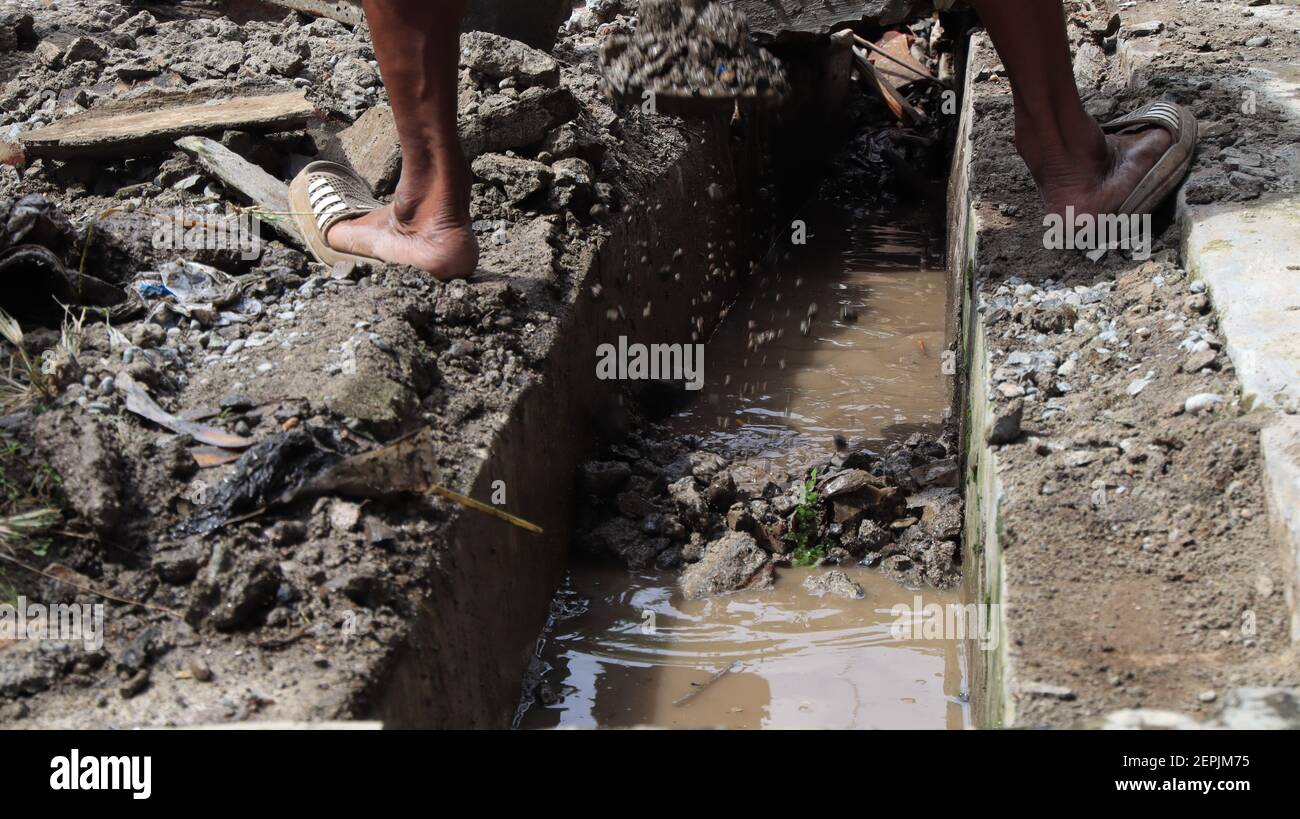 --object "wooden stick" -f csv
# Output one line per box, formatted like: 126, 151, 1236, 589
673, 661, 739, 707
852, 32, 946, 87
0, 552, 184, 618
425, 484, 545, 535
